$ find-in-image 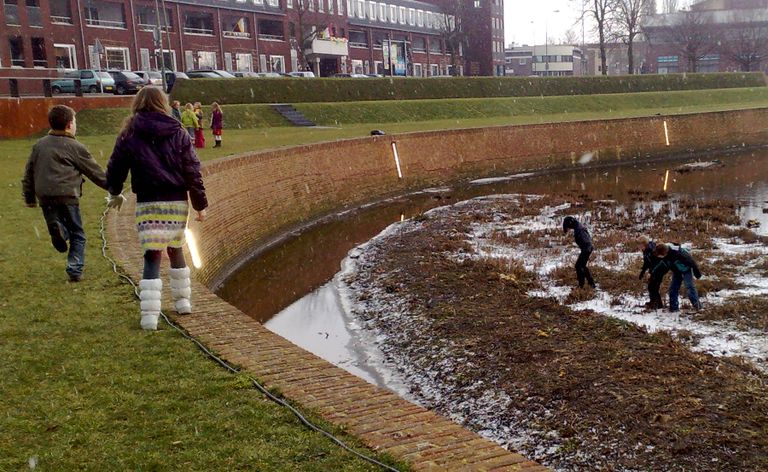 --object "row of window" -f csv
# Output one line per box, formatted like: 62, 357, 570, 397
346, 0, 447, 31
